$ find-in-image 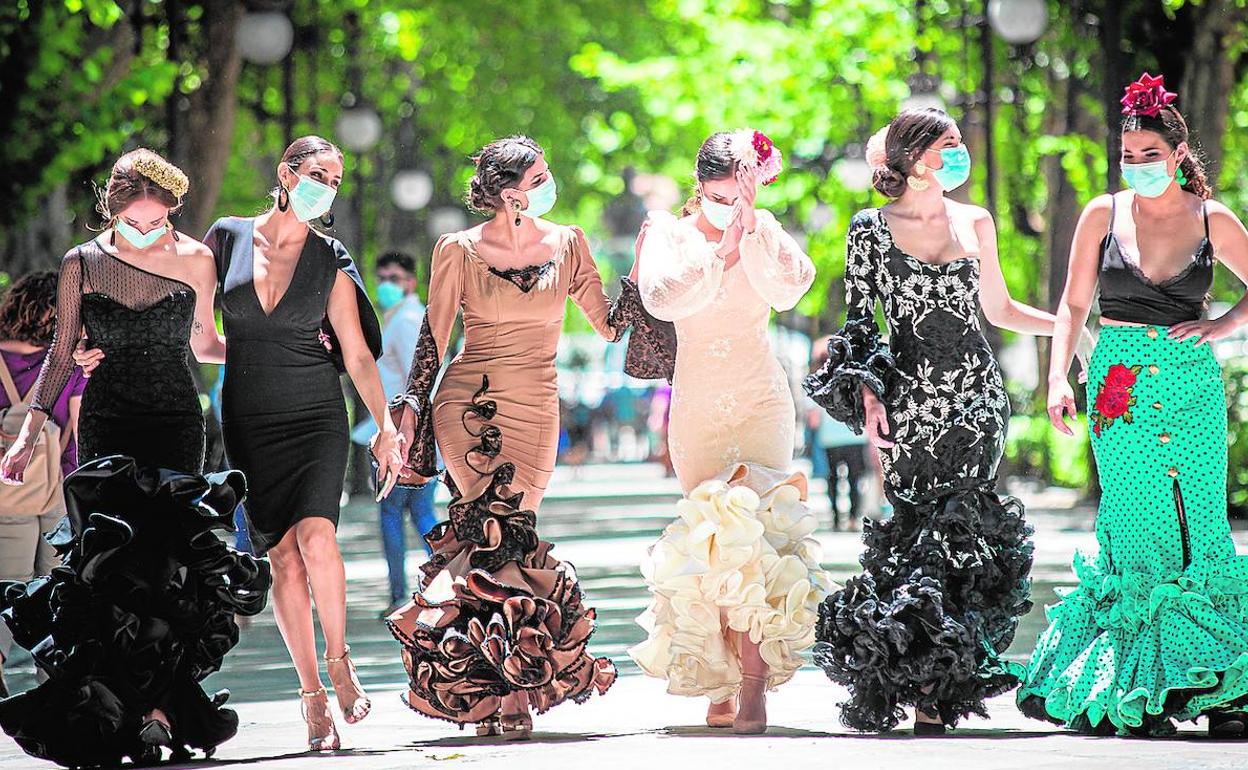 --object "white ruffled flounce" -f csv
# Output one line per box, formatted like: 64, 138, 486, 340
628, 463, 836, 702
